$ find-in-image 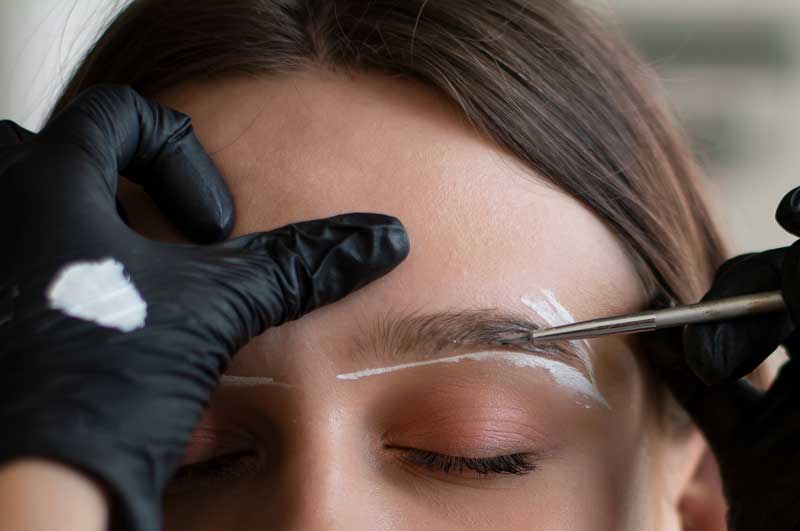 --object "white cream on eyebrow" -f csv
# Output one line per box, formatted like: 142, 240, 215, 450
335, 289, 608, 407
520, 289, 595, 380
336, 350, 608, 407
520, 289, 606, 406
